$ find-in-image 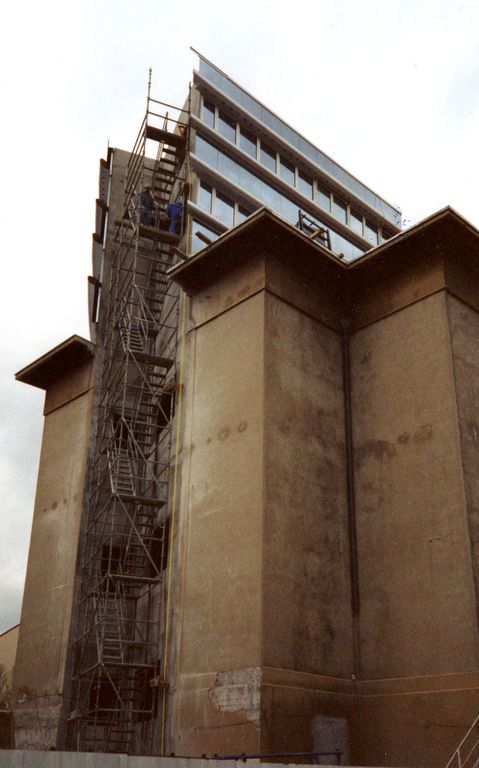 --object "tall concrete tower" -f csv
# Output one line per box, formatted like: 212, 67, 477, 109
11, 55, 479, 766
